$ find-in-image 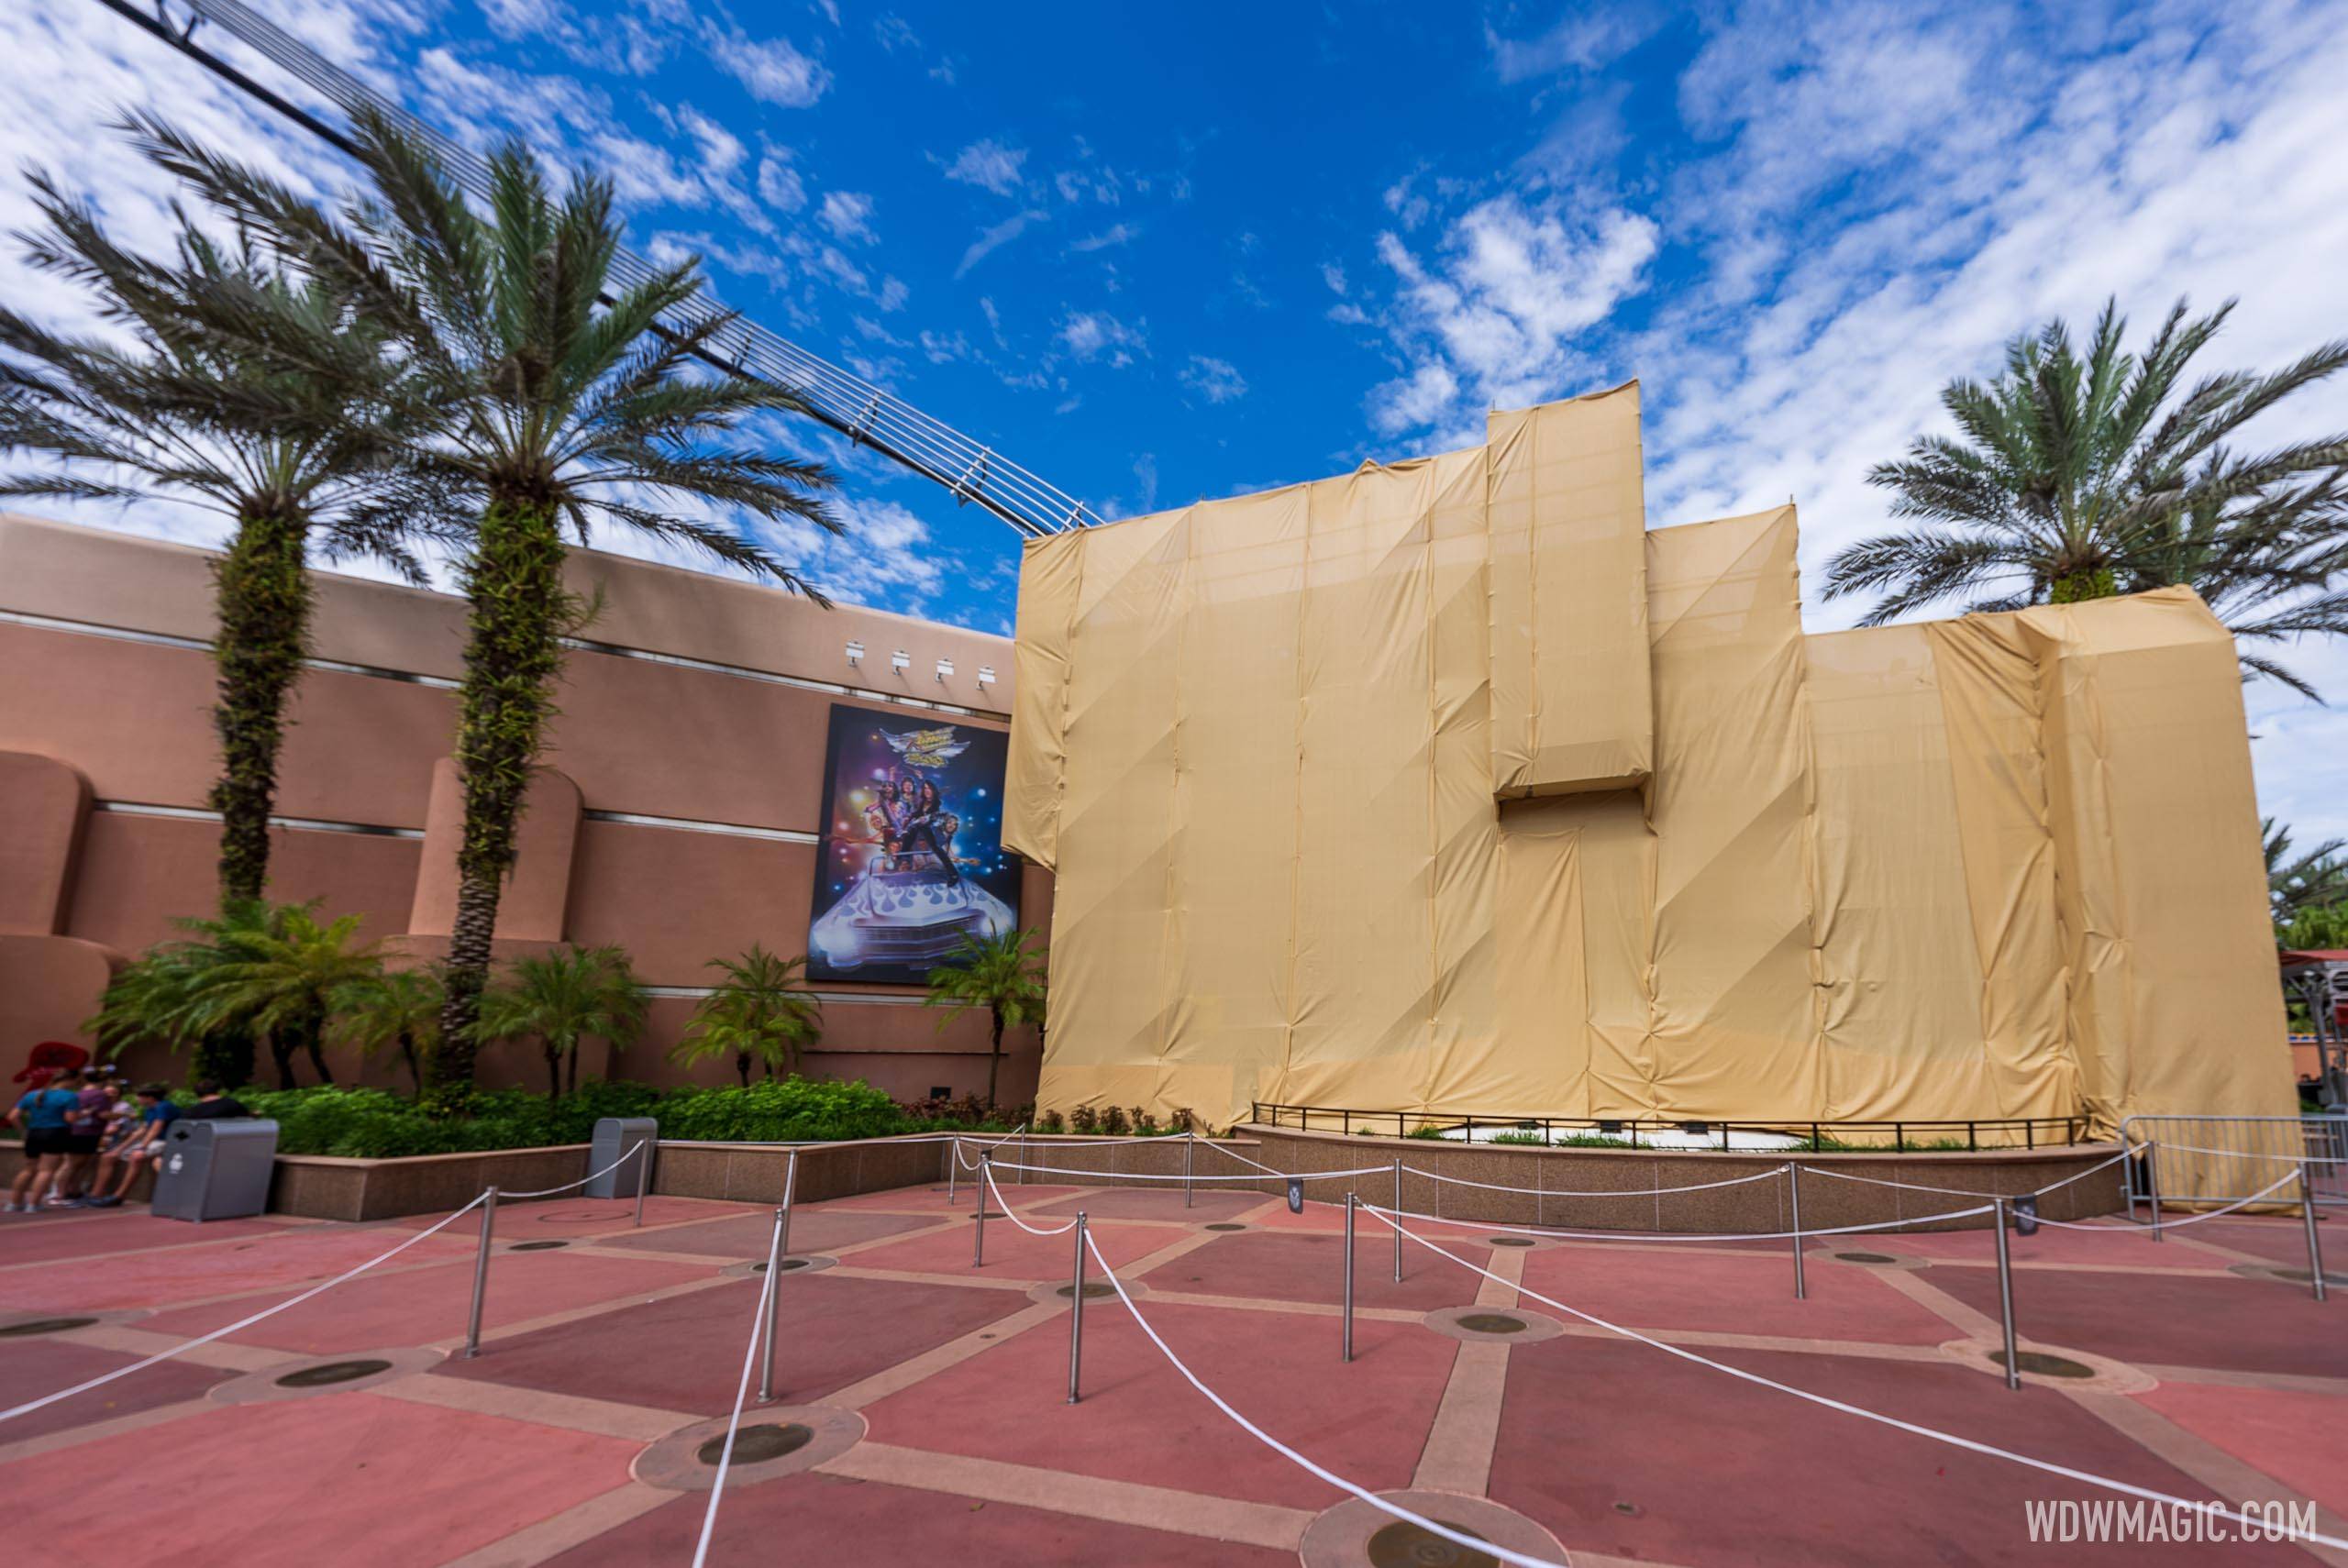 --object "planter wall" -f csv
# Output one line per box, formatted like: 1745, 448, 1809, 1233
1240, 1124, 2127, 1233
